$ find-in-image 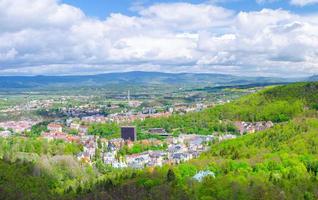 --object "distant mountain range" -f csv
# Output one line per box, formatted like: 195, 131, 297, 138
0, 71, 310, 89
308, 75, 318, 82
